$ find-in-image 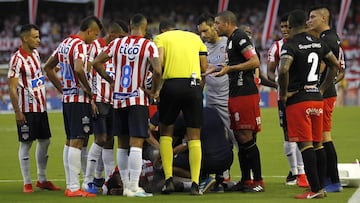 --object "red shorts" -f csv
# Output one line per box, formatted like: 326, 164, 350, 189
323, 97, 336, 132
286, 101, 323, 142
228, 94, 261, 132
